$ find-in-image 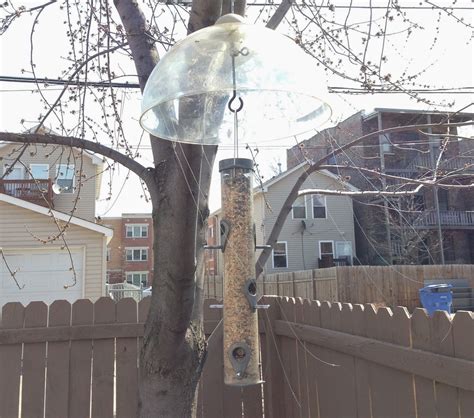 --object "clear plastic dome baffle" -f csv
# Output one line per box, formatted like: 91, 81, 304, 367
140, 14, 331, 145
